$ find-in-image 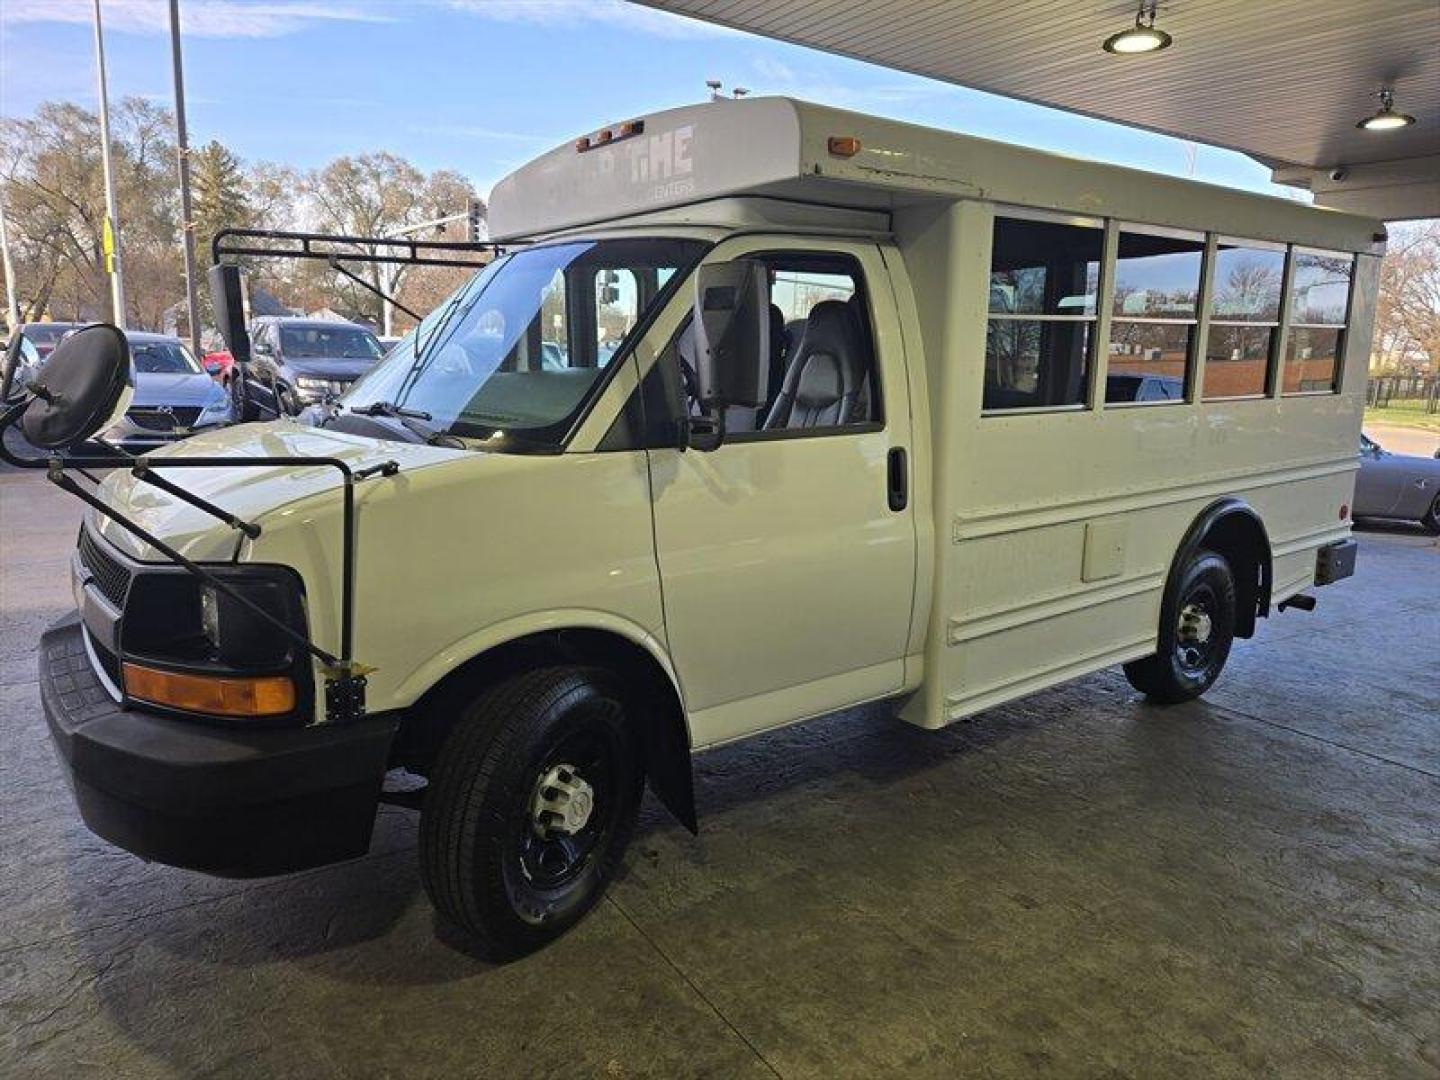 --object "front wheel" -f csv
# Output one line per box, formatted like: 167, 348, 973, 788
419, 667, 642, 958
1124, 549, 1237, 704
